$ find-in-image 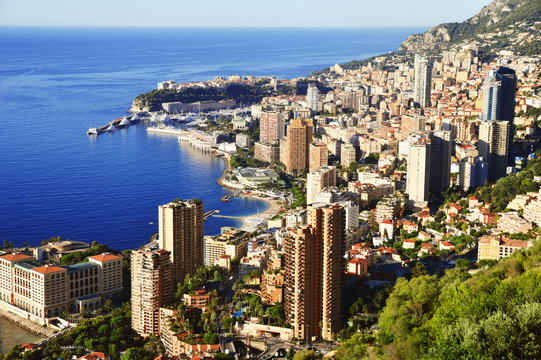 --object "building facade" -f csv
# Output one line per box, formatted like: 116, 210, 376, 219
131, 247, 173, 337
158, 199, 204, 284
0, 253, 122, 321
